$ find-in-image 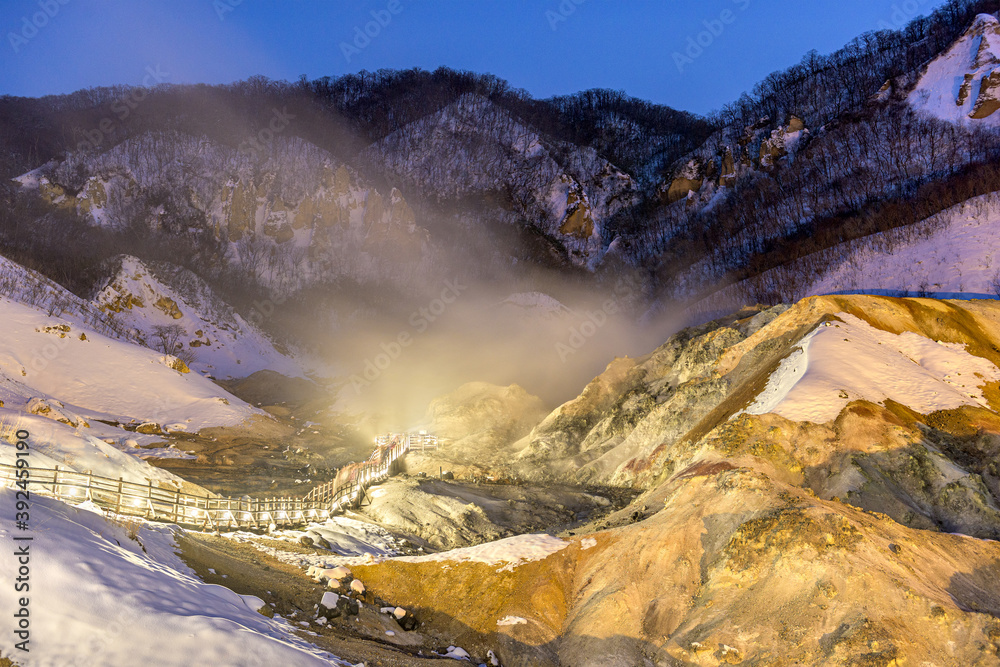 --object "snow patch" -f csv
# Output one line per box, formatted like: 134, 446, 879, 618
497, 615, 528, 626
910, 14, 1000, 124
0, 489, 349, 665
743, 314, 1000, 423
391, 533, 569, 571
